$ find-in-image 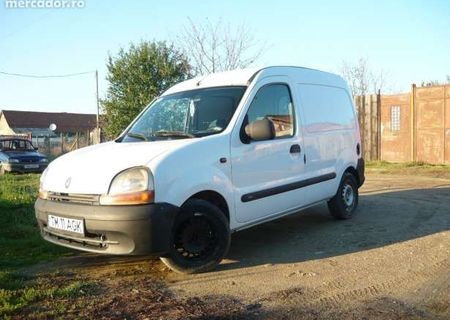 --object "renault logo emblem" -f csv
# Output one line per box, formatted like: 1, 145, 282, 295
65, 177, 72, 189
